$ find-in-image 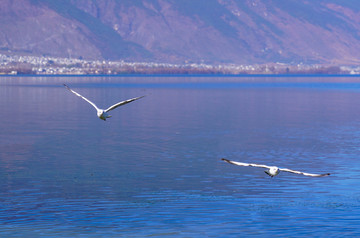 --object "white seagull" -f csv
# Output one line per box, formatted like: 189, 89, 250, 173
64, 84, 145, 121
221, 158, 330, 177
